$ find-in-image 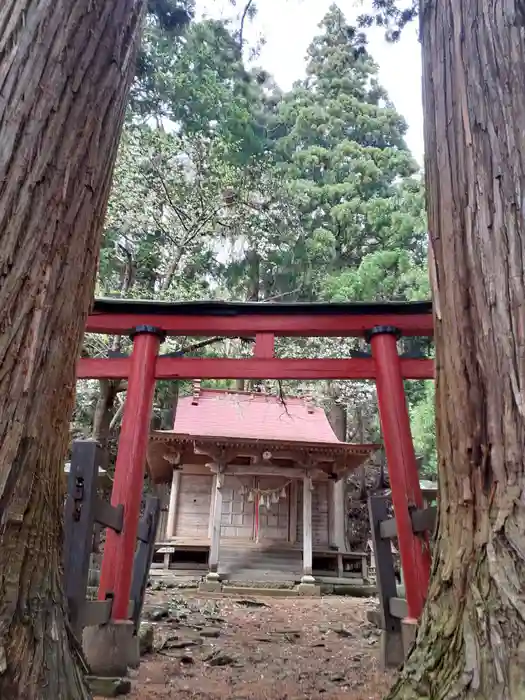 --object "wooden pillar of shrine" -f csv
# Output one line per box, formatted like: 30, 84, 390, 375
330, 479, 346, 551
299, 475, 318, 594
200, 463, 225, 591
327, 403, 347, 553
165, 468, 181, 539
289, 480, 298, 544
